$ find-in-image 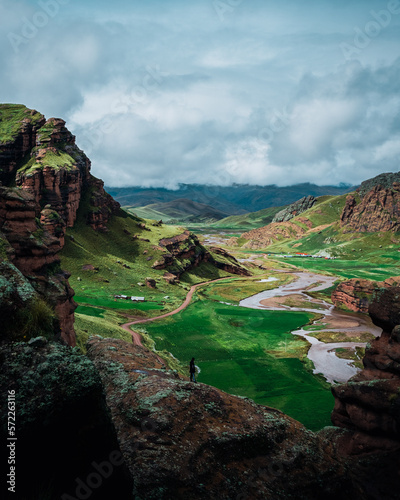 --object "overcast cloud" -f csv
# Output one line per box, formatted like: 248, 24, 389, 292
1, 0, 400, 187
